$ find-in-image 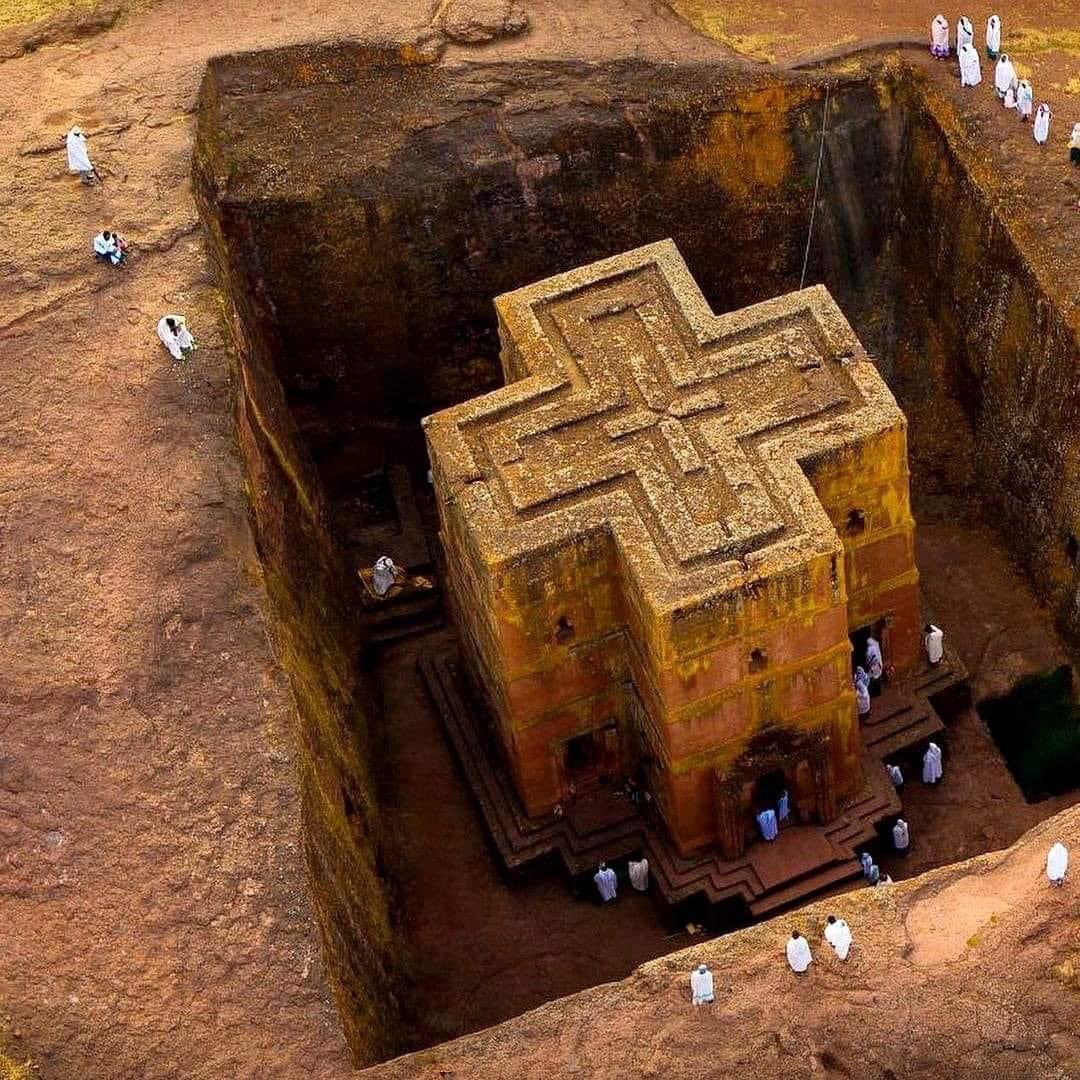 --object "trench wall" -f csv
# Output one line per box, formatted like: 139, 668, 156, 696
889, 74, 1080, 637
194, 73, 405, 1064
